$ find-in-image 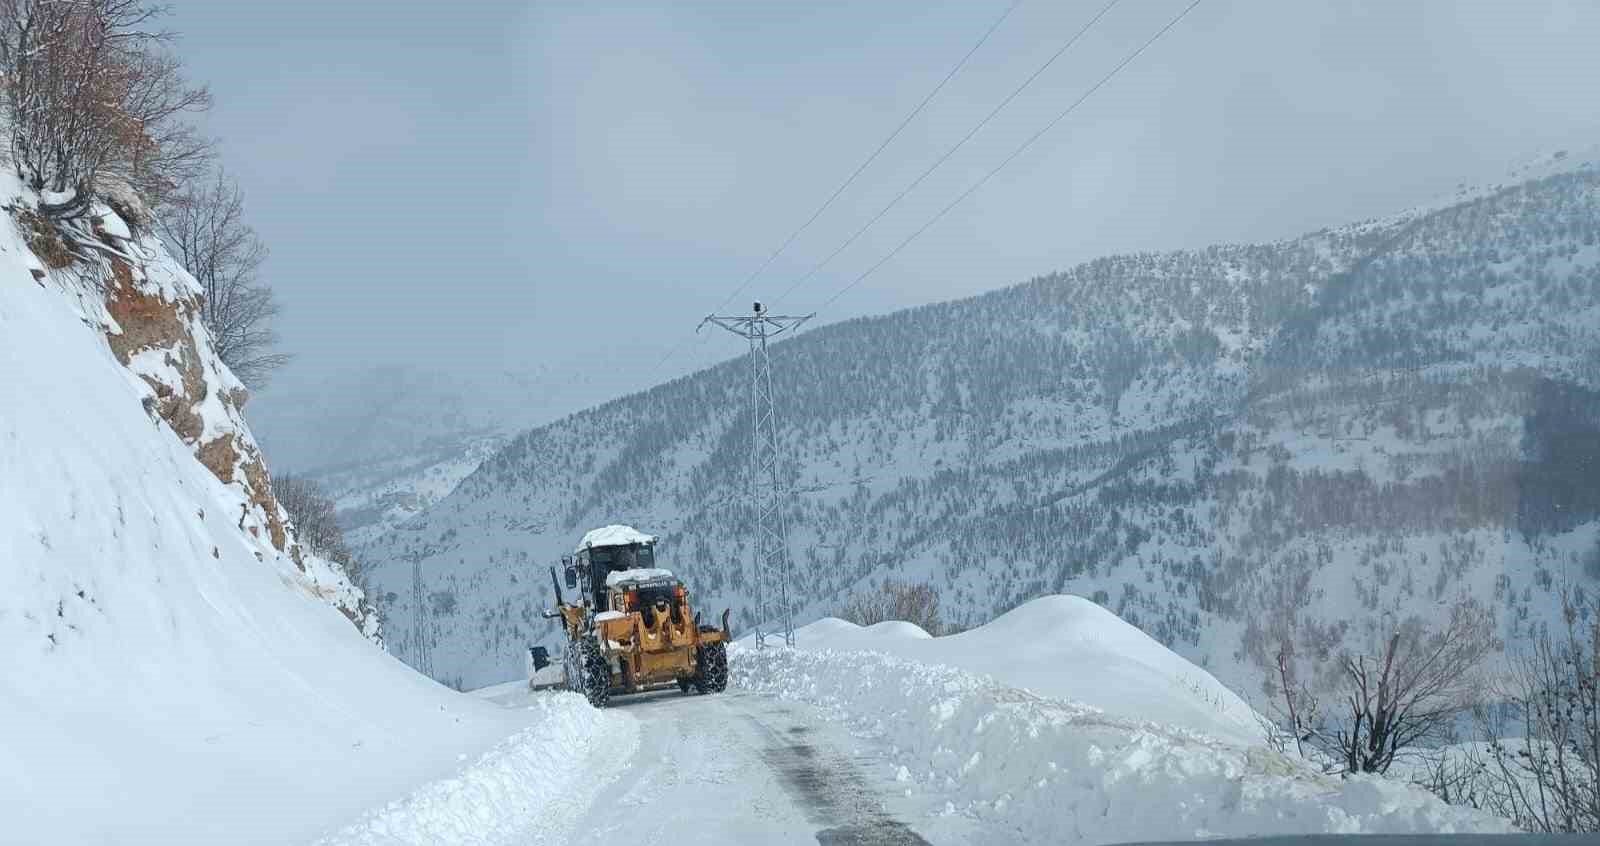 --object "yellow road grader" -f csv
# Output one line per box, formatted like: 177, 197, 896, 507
532, 525, 730, 707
